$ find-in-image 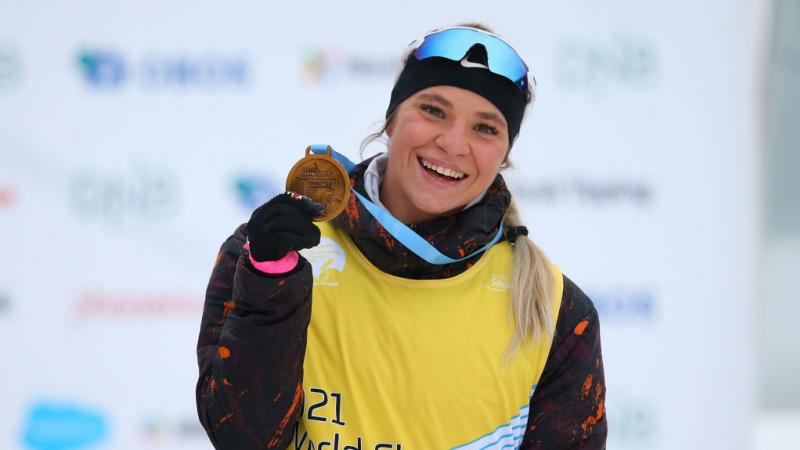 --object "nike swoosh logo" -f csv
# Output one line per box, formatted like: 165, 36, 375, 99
460, 58, 489, 69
